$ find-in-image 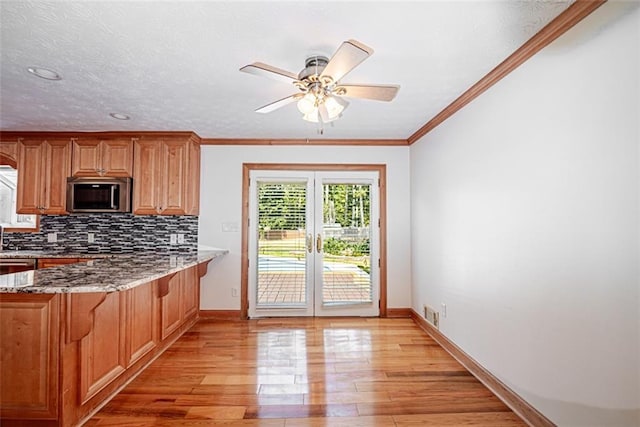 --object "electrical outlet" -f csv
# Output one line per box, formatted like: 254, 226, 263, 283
441, 303, 447, 318
177, 234, 185, 244
47, 232, 57, 243
87, 233, 95, 243
170, 234, 177, 245
232, 288, 238, 297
